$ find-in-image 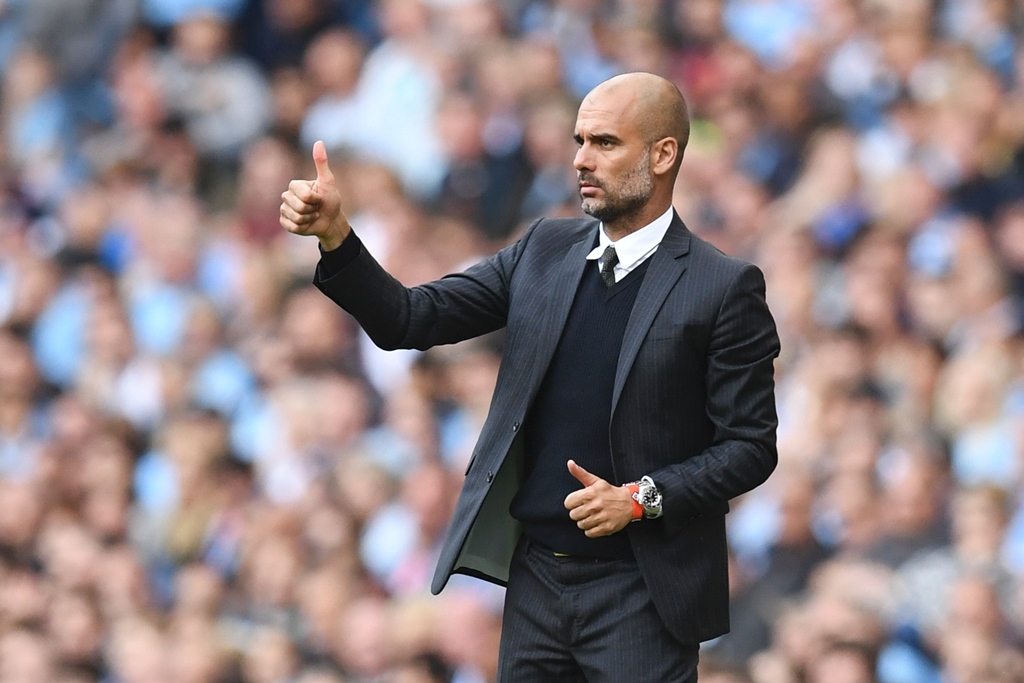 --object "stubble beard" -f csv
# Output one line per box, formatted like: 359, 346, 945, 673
580, 147, 653, 224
